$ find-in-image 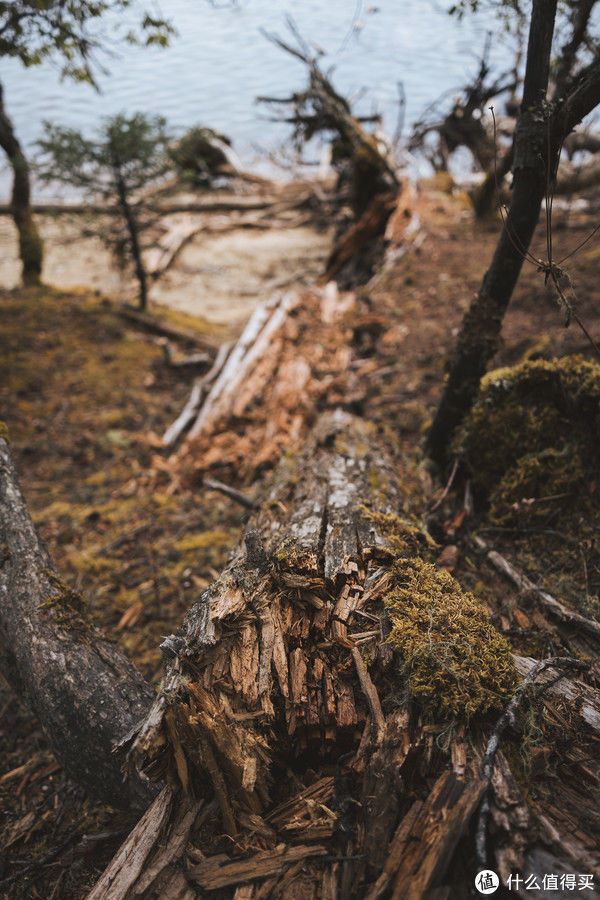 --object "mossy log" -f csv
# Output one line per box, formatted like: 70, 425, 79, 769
0, 435, 155, 810
88, 410, 529, 899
